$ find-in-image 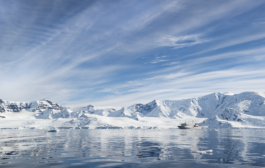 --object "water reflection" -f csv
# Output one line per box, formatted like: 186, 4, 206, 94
136, 142, 162, 159
0, 129, 265, 167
